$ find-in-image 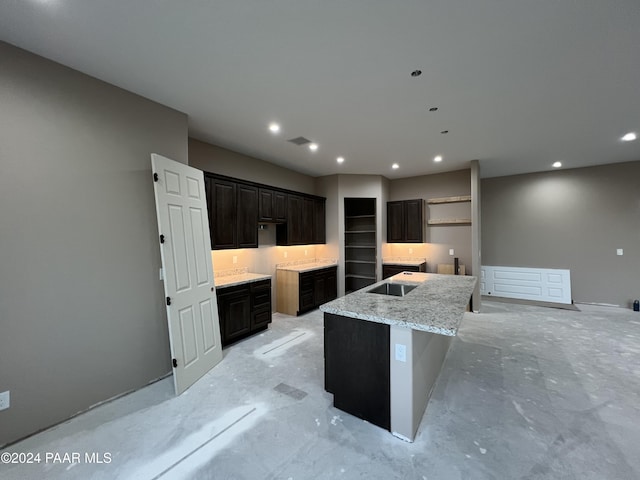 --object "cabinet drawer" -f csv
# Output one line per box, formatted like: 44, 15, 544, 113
252, 290, 271, 308
252, 308, 271, 329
